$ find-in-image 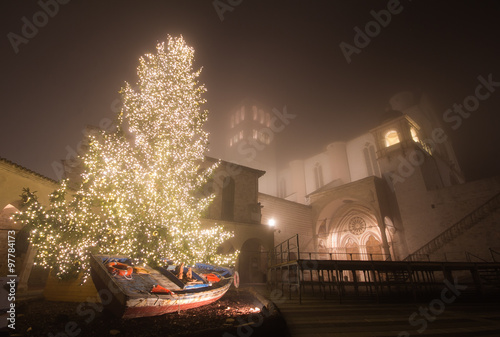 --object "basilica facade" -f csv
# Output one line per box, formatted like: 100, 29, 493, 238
225, 92, 500, 263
